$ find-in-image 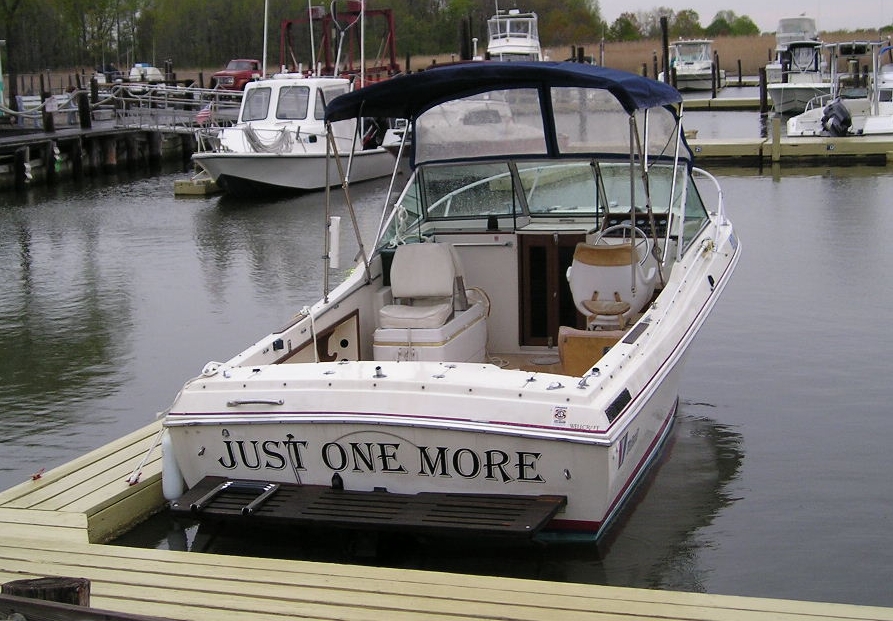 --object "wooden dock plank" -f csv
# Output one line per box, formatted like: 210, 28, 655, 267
85, 474, 164, 543
689, 138, 766, 160
2, 534, 893, 621
0, 507, 87, 529
0, 422, 162, 512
